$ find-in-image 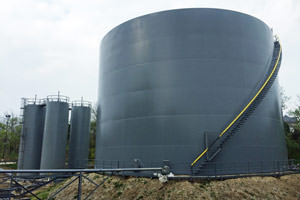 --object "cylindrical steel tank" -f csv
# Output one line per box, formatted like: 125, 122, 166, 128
17, 98, 45, 170
95, 8, 287, 175
40, 95, 69, 169
68, 100, 91, 169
